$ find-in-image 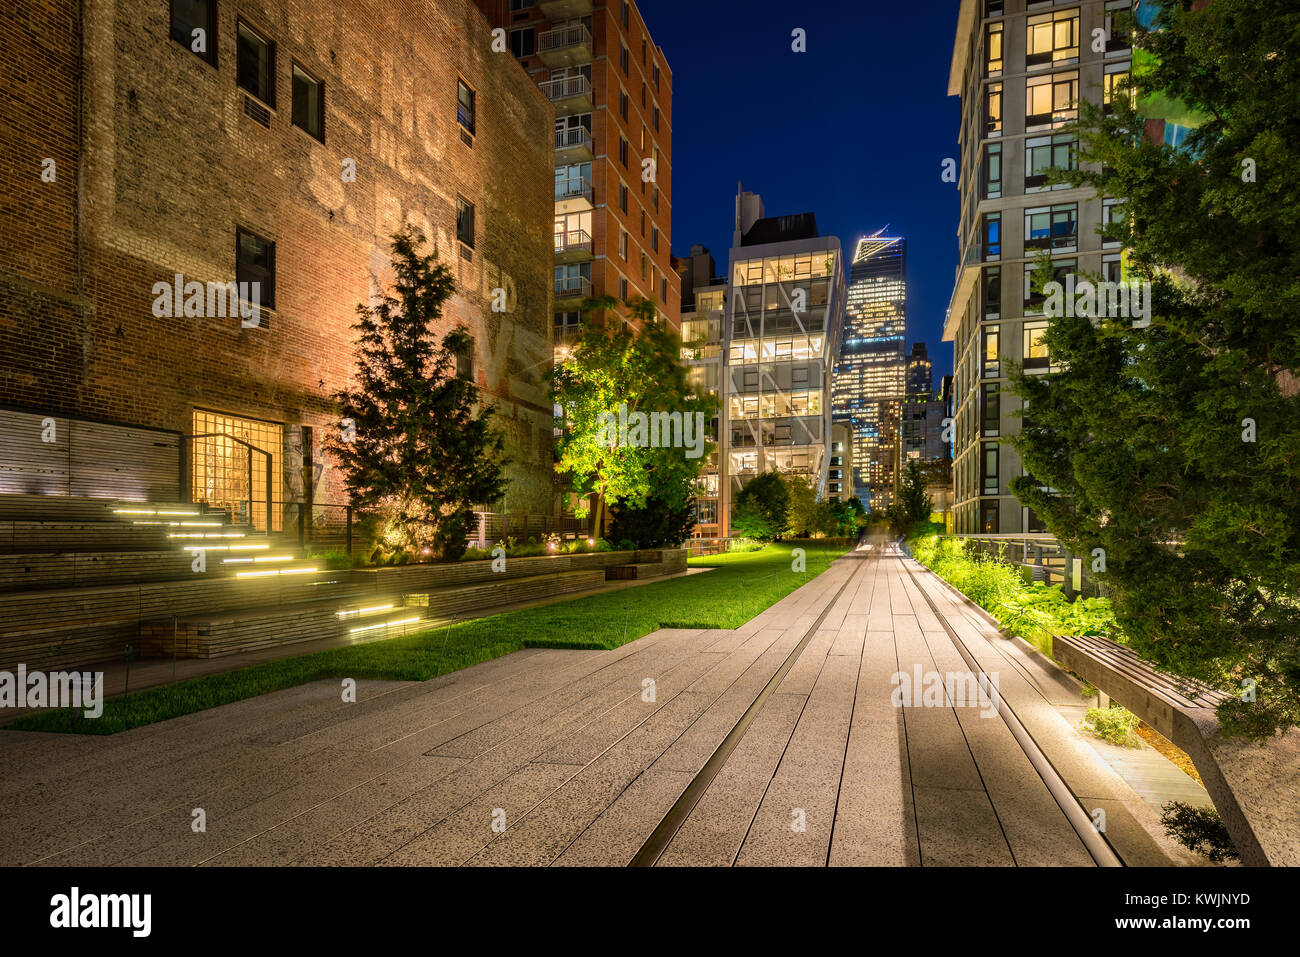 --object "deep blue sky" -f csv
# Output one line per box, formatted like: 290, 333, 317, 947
647, 0, 963, 378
